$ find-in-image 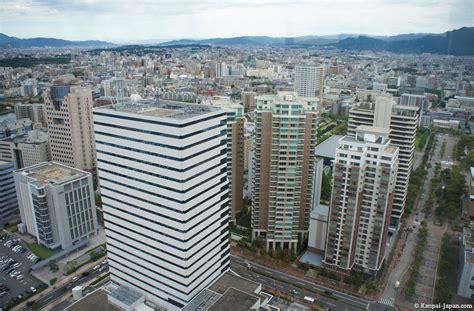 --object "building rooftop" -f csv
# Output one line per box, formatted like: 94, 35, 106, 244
96, 98, 219, 120
314, 135, 343, 159
184, 272, 263, 311
65, 289, 121, 311
182, 289, 221, 311
108, 285, 144, 307
16, 162, 87, 187
208, 288, 259, 311
208, 271, 260, 295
